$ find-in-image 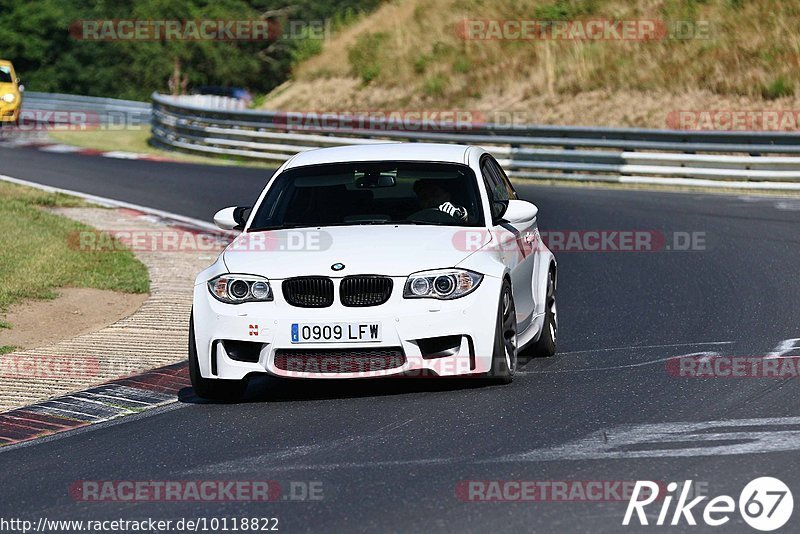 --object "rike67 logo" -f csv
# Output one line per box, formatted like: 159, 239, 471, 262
623, 478, 793, 531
